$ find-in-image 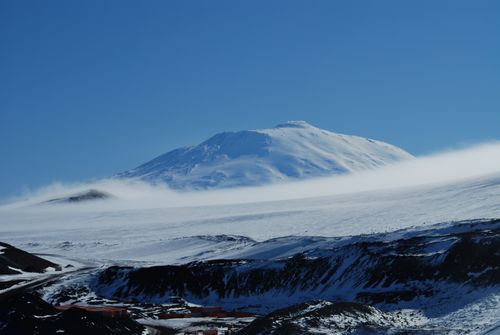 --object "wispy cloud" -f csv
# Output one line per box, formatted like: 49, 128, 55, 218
2, 141, 500, 211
